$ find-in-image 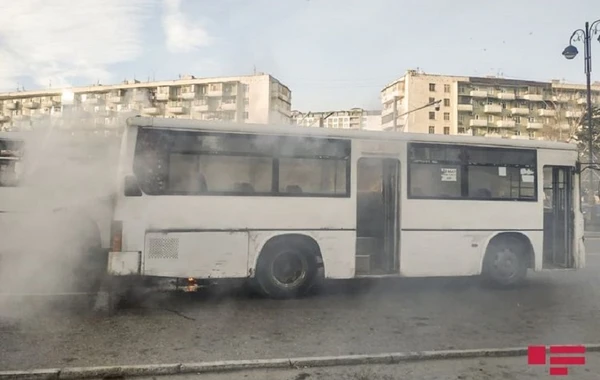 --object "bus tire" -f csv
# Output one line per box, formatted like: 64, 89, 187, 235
254, 238, 319, 299
482, 236, 528, 288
